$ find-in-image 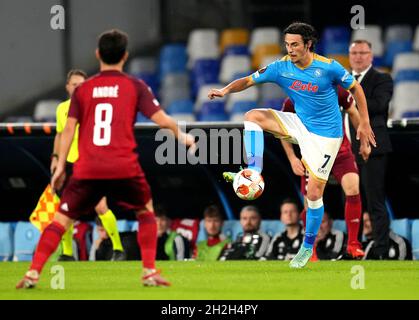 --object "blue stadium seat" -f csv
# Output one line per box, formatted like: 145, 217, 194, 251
192, 59, 220, 97
230, 101, 257, 114
196, 101, 228, 121
390, 218, 411, 242
260, 220, 285, 238
136, 113, 152, 123
401, 111, 419, 118
0, 223, 14, 261
13, 222, 40, 261
135, 72, 159, 97
159, 44, 188, 79
223, 45, 249, 56
383, 40, 413, 67
322, 26, 351, 55
411, 220, 419, 260
394, 70, 419, 83
166, 100, 194, 115
222, 220, 242, 241
332, 219, 347, 233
